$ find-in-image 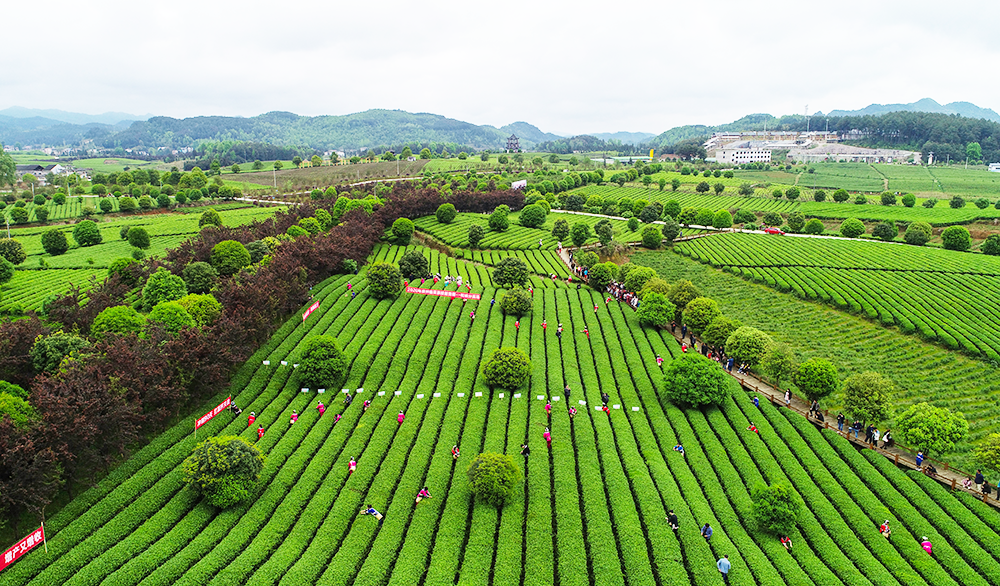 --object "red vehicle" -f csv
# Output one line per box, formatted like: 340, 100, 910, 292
764, 227, 785, 235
